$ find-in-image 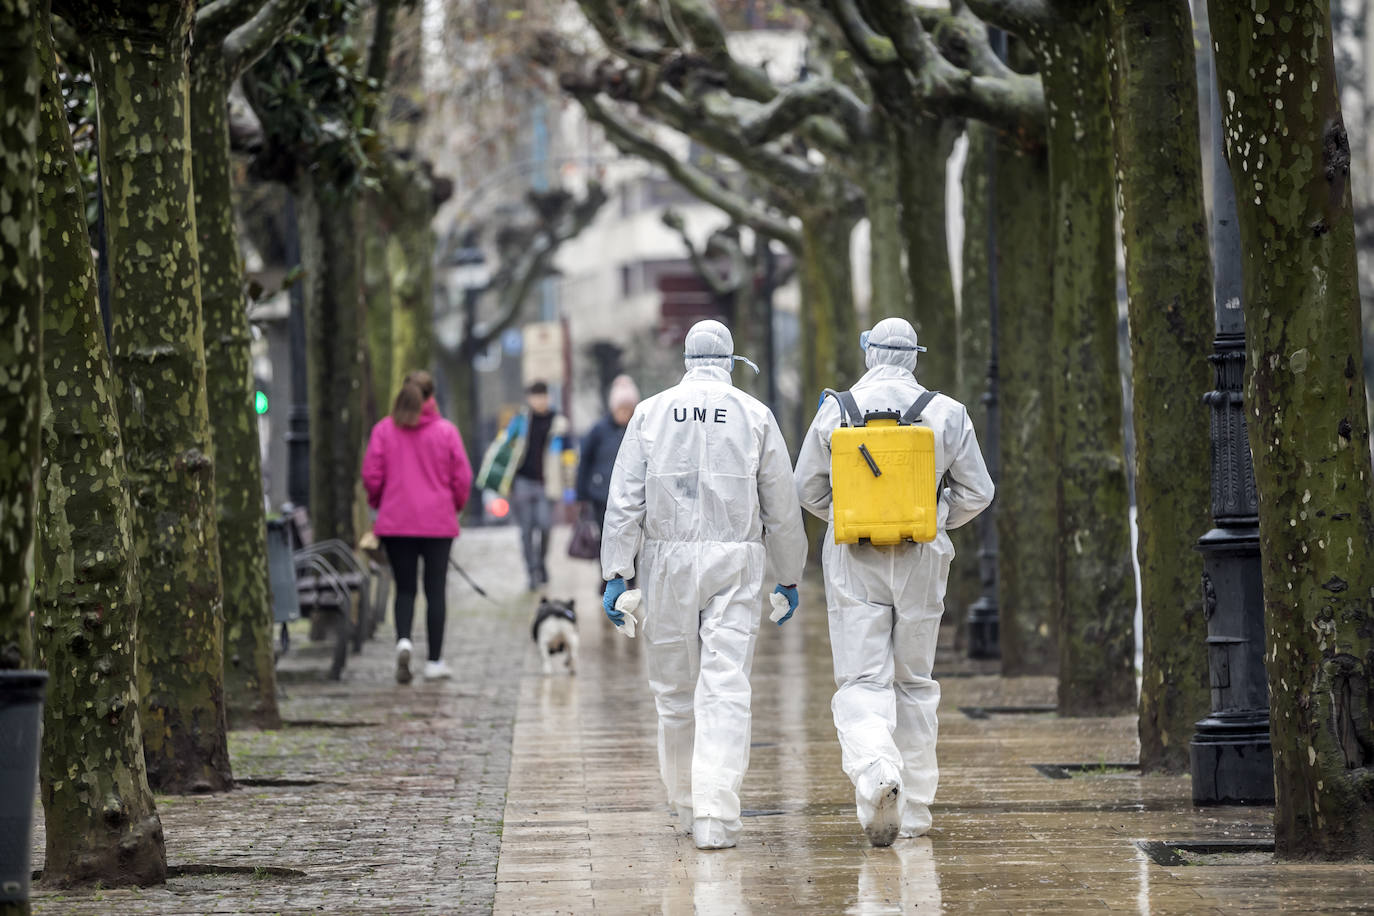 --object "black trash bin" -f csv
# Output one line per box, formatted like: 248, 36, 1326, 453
0, 669, 48, 906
